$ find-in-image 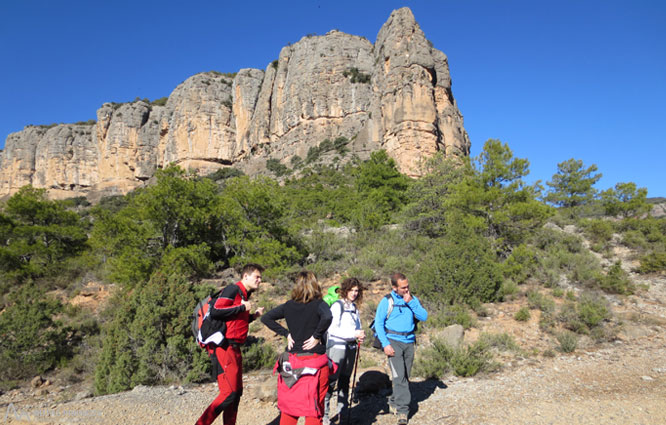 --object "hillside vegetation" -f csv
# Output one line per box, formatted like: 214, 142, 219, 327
0, 140, 663, 394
